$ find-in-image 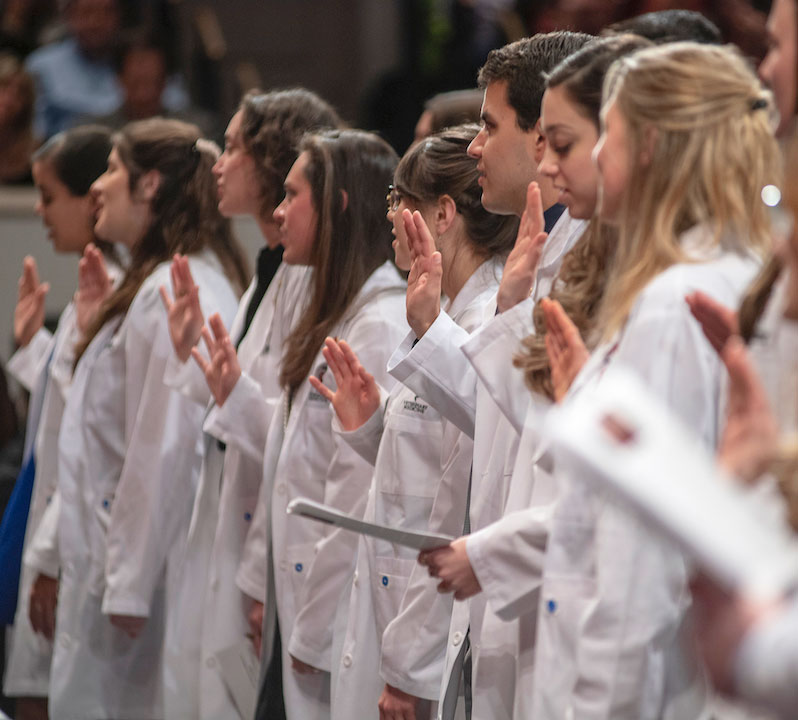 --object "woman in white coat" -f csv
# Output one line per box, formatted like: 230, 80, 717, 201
2, 126, 120, 720
158, 89, 340, 720
45, 118, 248, 720
237, 129, 408, 719
312, 125, 518, 720
530, 43, 776, 718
